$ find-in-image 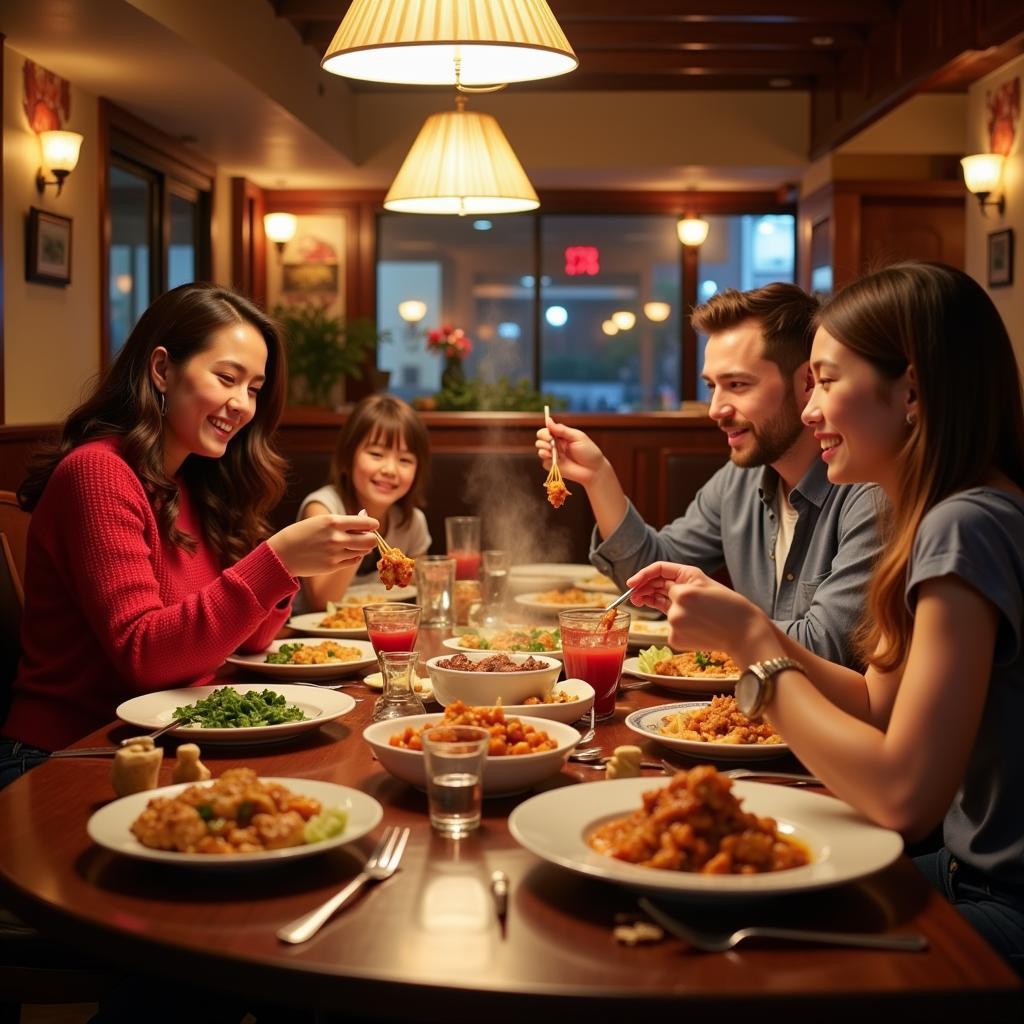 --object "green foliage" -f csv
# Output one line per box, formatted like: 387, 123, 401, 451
274, 303, 386, 407
432, 376, 567, 413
